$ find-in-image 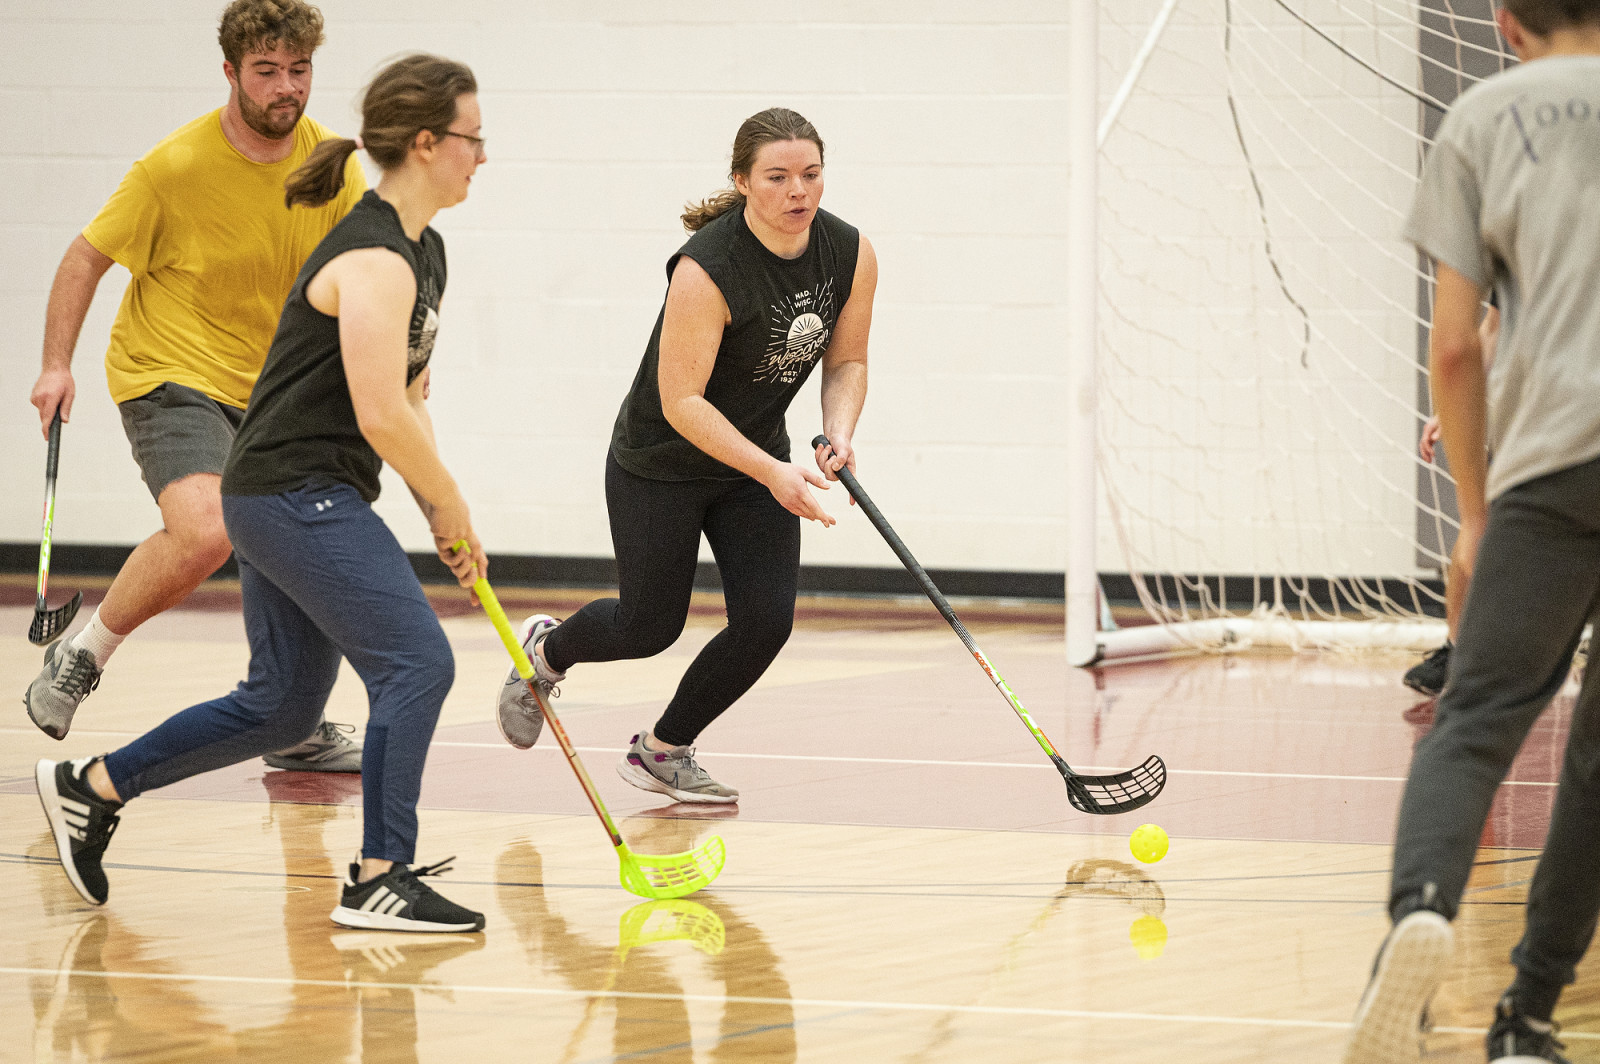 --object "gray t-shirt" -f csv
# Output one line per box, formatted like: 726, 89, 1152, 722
1405, 55, 1600, 501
